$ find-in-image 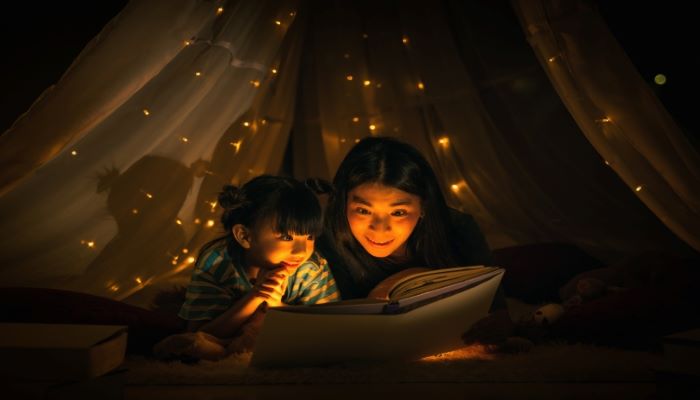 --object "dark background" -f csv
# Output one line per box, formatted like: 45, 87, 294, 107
0, 1, 696, 147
